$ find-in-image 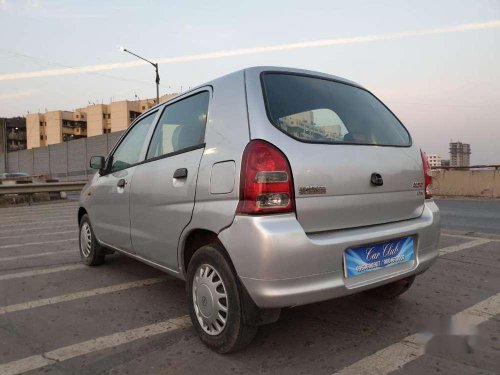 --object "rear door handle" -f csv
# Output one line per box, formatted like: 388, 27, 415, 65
117, 178, 127, 188
173, 168, 188, 179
